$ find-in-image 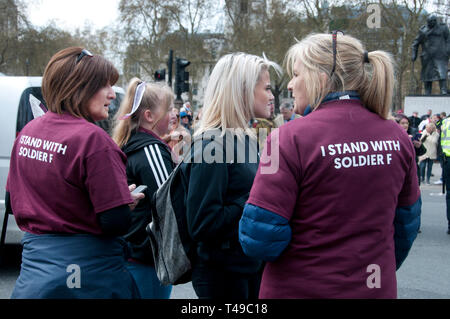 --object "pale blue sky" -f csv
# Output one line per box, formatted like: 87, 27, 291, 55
27, 0, 121, 32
